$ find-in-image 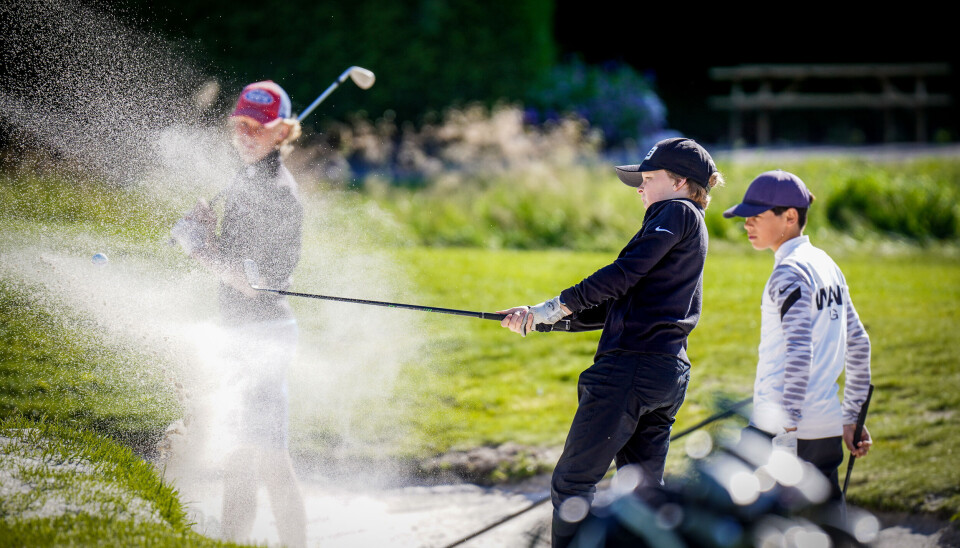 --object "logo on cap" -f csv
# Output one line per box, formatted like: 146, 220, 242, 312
243, 89, 275, 105
644, 146, 658, 161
